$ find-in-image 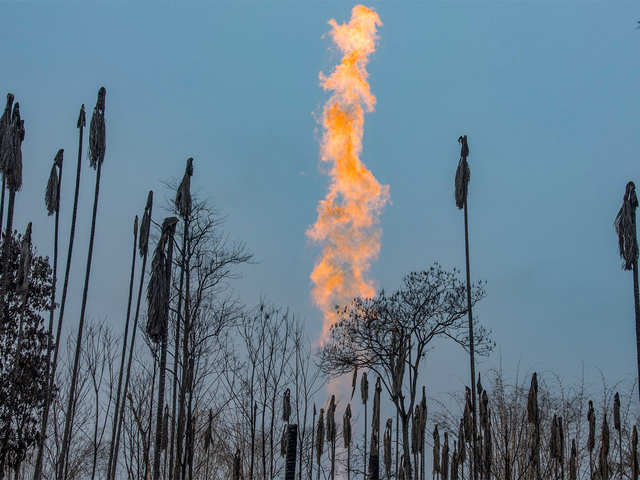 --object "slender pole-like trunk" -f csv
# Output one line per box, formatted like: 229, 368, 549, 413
463, 198, 478, 480
331, 435, 336, 480
33, 156, 63, 480
39, 108, 84, 480
3, 189, 14, 245
176, 217, 191, 480
619, 427, 623, 480
112, 223, 151, 480
0, 176, 5, 239
364, 400, 368, 480
153, 226, 177, 480
59, 159, 103, 480
107, 217, 138, 480
169, 223, 187, 480
251, 401, 257, 480
144, 351, 158, 480
633, 260, 640, 405
396, 409, 399, 480
309, 408, 315, 480
2, 189, 16, 285
347, 441, 351, 480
